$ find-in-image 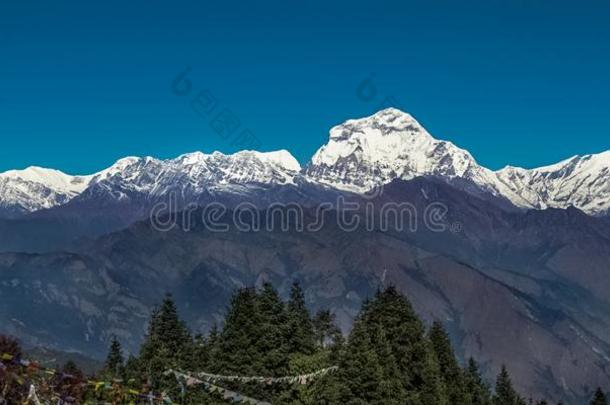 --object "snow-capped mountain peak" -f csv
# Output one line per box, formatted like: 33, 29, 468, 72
306, 108, 489, 193
1, 166, 92, 192
313, 108, 434, 166
74, 149, 302, 206
0, 166, 93, 216
180, 149, 301, 172
173, 149, 301, 186
495, 151, 610, 215
327, 108, 427, 141
305, 108, 610, 215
